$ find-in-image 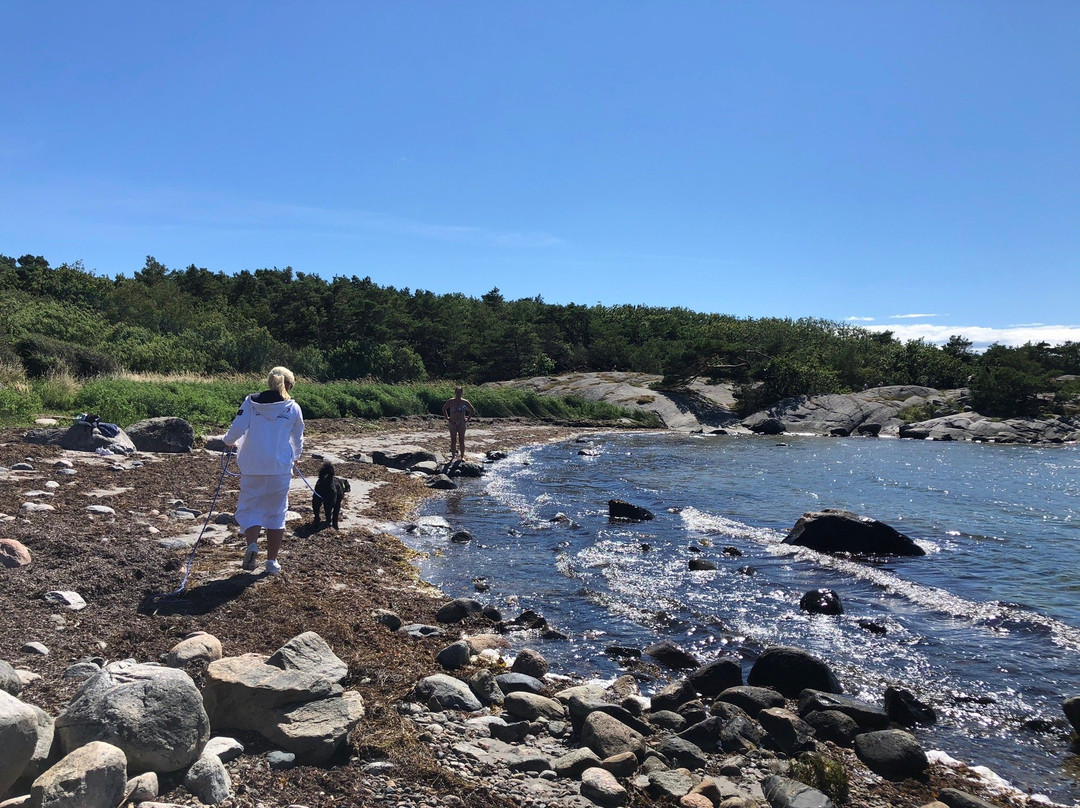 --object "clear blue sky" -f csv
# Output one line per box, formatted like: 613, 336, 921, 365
2, 2, 1077, 347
